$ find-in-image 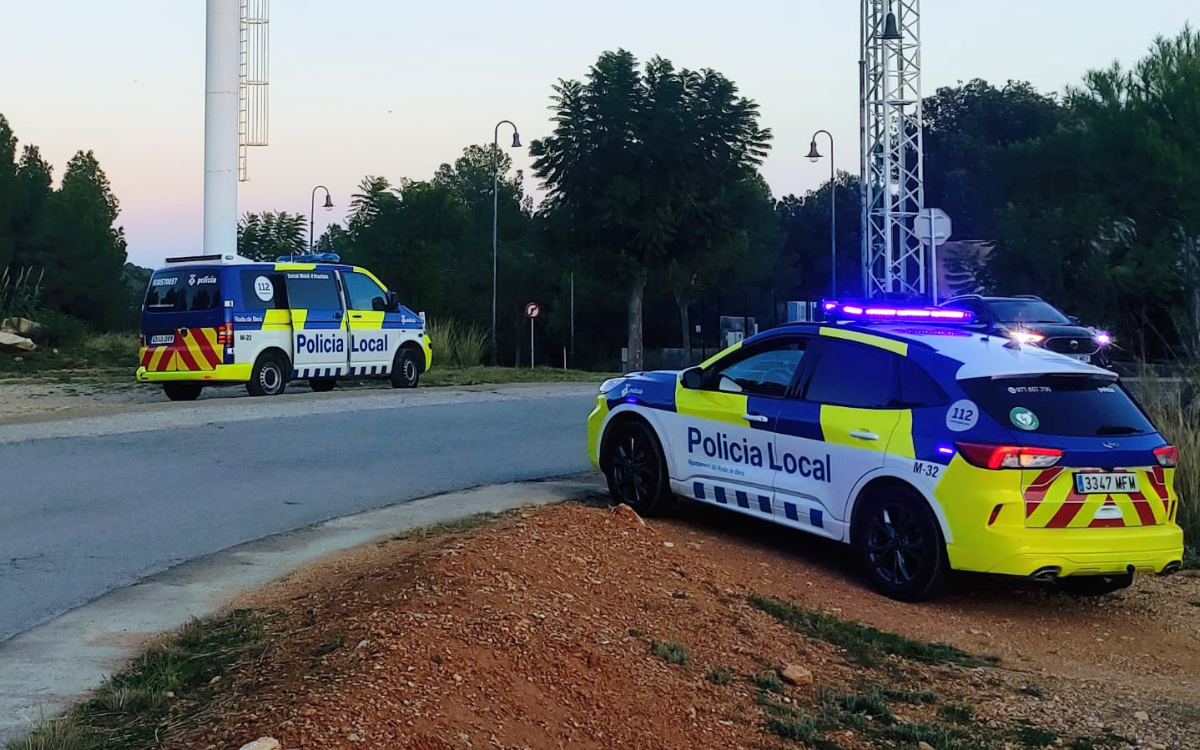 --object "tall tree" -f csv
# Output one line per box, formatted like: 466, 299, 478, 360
39, 151, 127, 328
12, 145, 53, 271
531, 50, 770, 370
237, 211, 307, 262
0, 115, 18, 272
